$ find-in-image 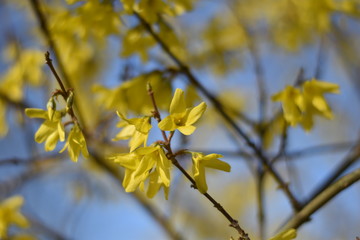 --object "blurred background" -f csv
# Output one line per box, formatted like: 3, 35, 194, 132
1, 0, 360, 239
